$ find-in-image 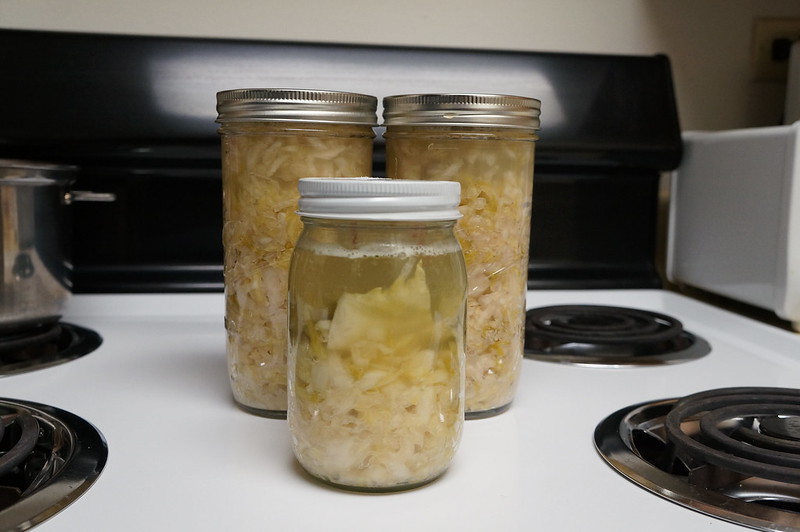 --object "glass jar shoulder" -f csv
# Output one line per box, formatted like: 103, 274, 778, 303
383, 124, 538, 141
219, 121, 375, 138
